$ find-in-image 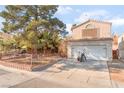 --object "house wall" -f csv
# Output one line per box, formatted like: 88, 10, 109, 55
118, 33, 124, 43
67, 40, 112, 61
71, 20, 111, 40
119, 41, 124, 59
112, 35, 118, 50
118, 34, 124, 59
